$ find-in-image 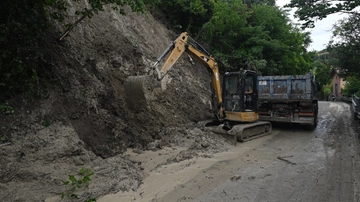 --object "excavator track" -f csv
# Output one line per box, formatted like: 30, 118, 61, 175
228, 121, 272, 142
201, 120, 272, 145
